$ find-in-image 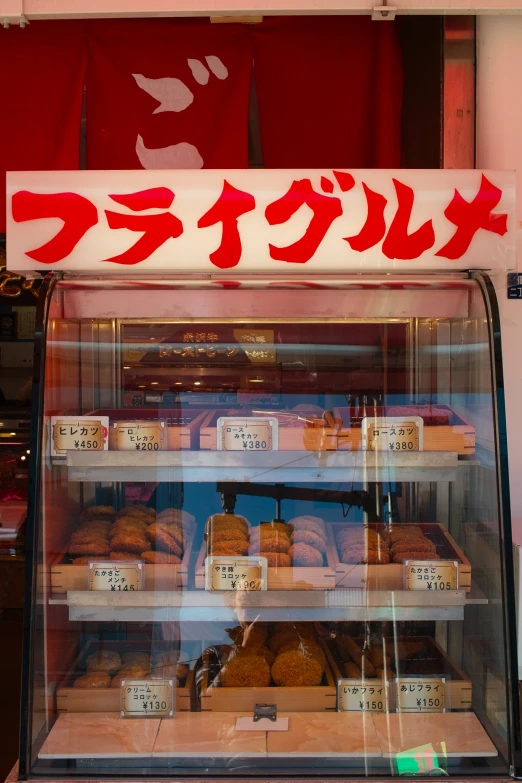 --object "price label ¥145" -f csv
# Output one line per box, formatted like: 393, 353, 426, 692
396, 677, 445, 713
405, 560, 458, 591
88, 561, 143, 592
205, 556, 267, 592
217, 417, 279, 452
338, 679, 388, 713
121, 679, 173, 718
362, 416, 424, 452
